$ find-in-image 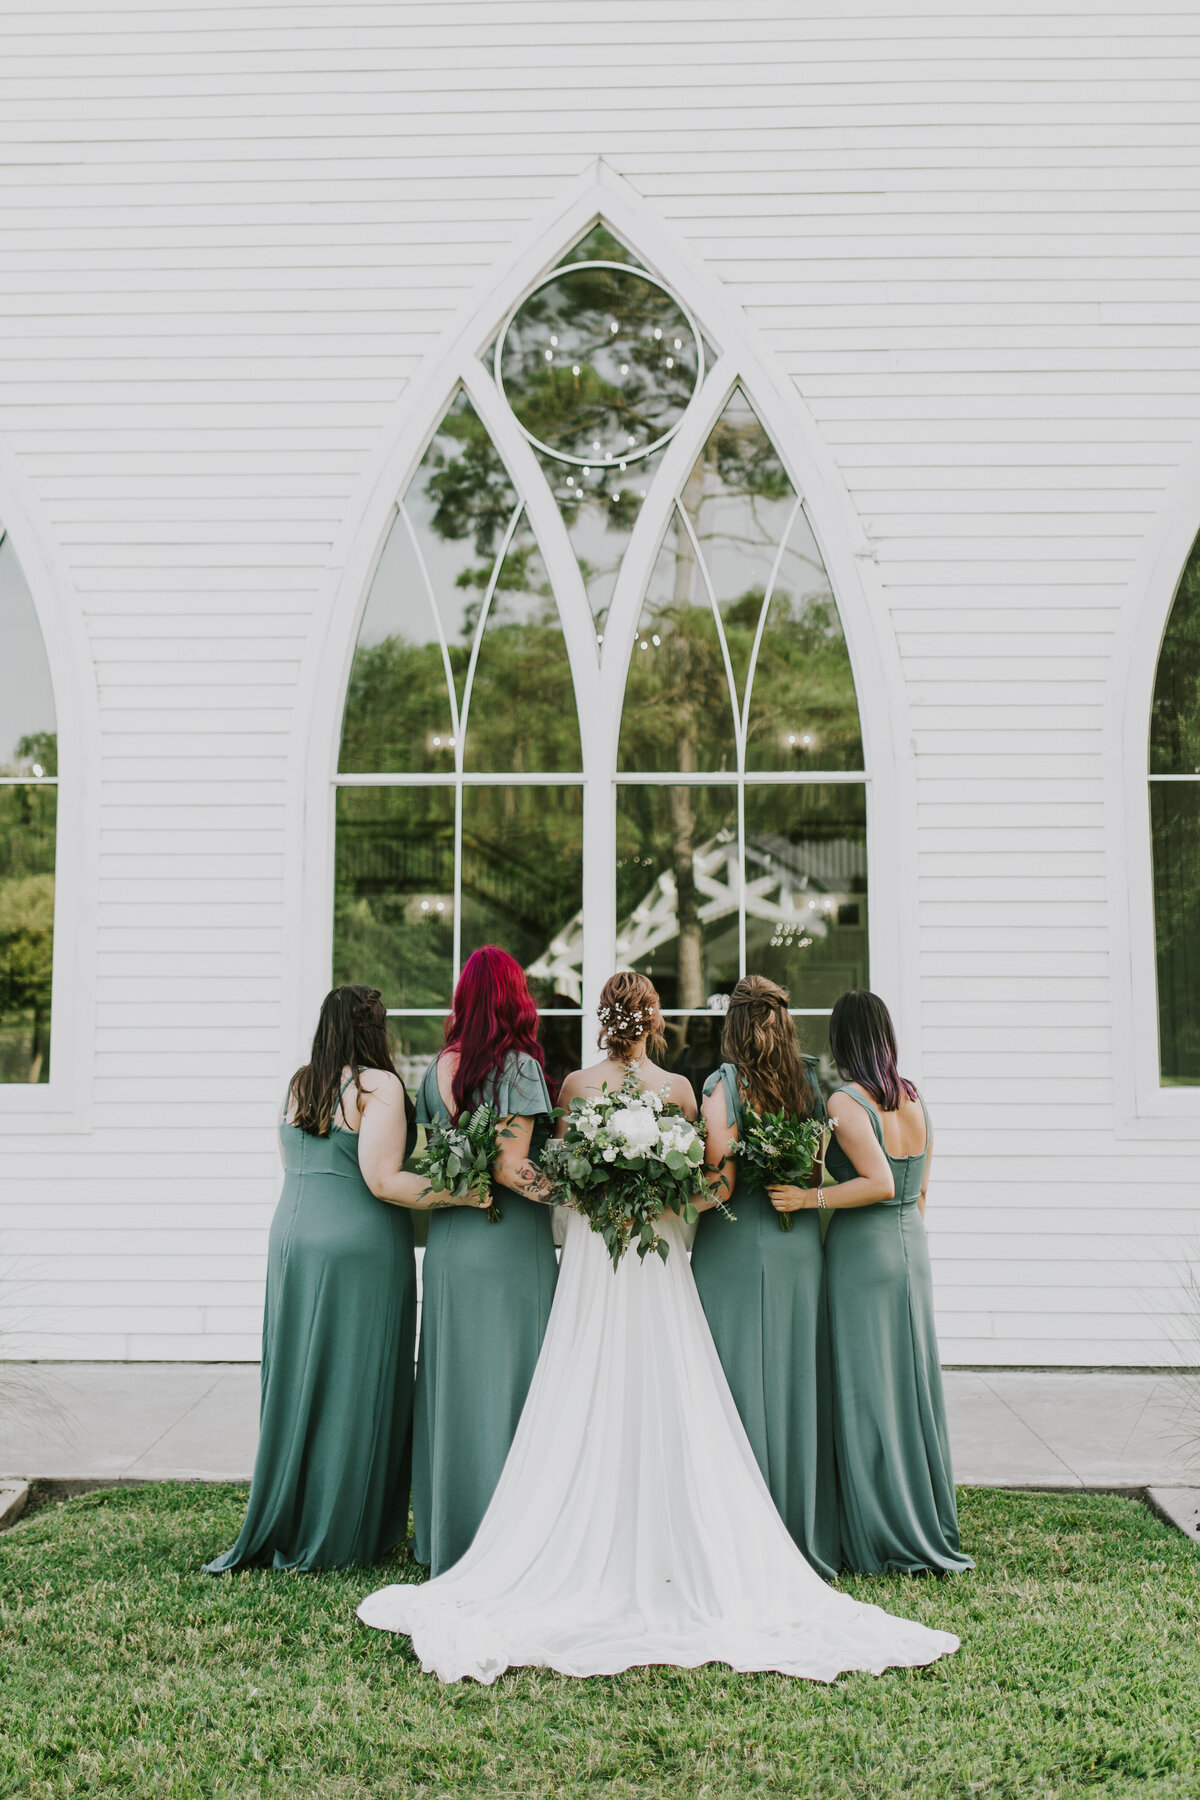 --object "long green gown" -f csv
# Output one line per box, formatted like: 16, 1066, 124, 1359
690, 1061, 840, 1578
206, 1092, 417, 1573
411, 1051, 558, 1576
824, 1086, 973, 1575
